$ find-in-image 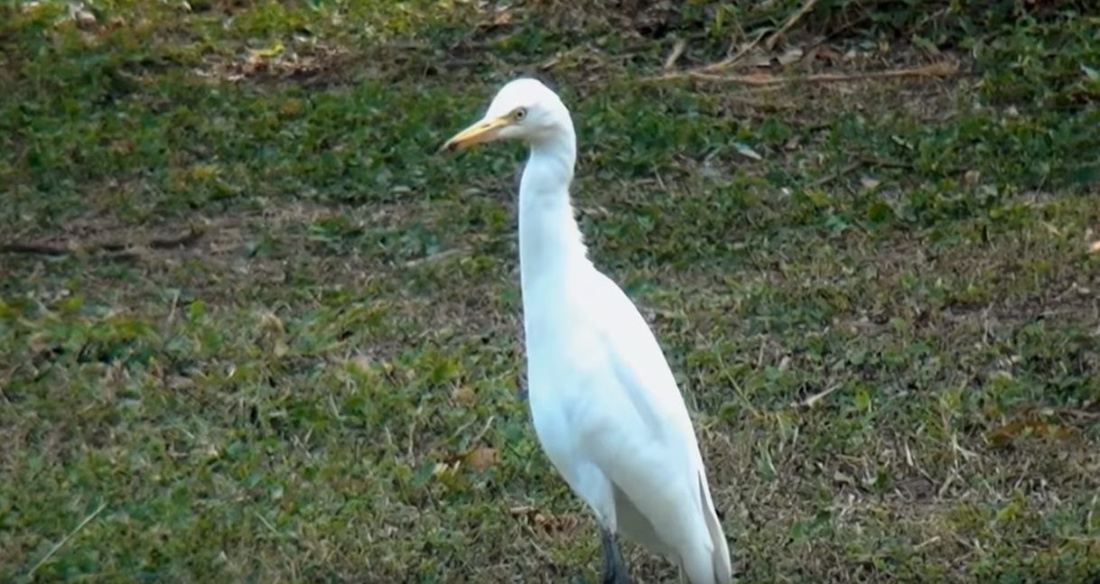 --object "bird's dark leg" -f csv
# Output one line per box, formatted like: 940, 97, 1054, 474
599, 526, 632, 584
